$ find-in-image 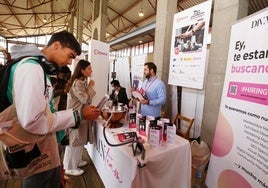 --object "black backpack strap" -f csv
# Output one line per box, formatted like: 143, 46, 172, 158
0, 60, 18, 112
36, 56, 48, 95
0, 56, 48, 112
